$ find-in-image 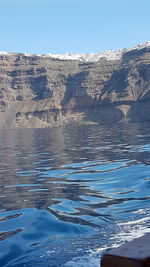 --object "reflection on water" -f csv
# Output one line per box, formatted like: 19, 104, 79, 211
0, 122, 150, 266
